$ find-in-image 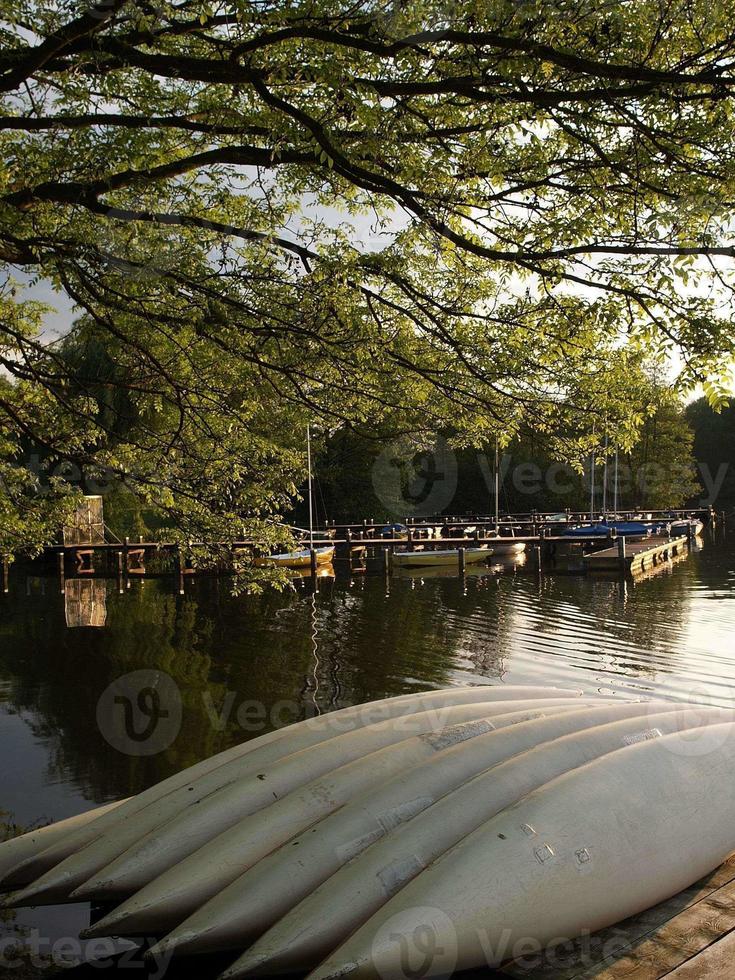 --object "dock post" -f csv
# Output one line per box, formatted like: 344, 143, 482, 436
57, 551, 65, 594
2, 556, 8, 594
686, 522, 694, 549
617, 535, 626, 573
310, 548, 318, 579
458, 547, 466, 575
116, 549, 124, 593
383, 546, 391, 578
175, 545, 185, 595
